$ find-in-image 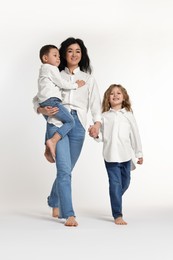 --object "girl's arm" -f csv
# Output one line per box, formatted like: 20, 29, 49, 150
88, 121, 101, 138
